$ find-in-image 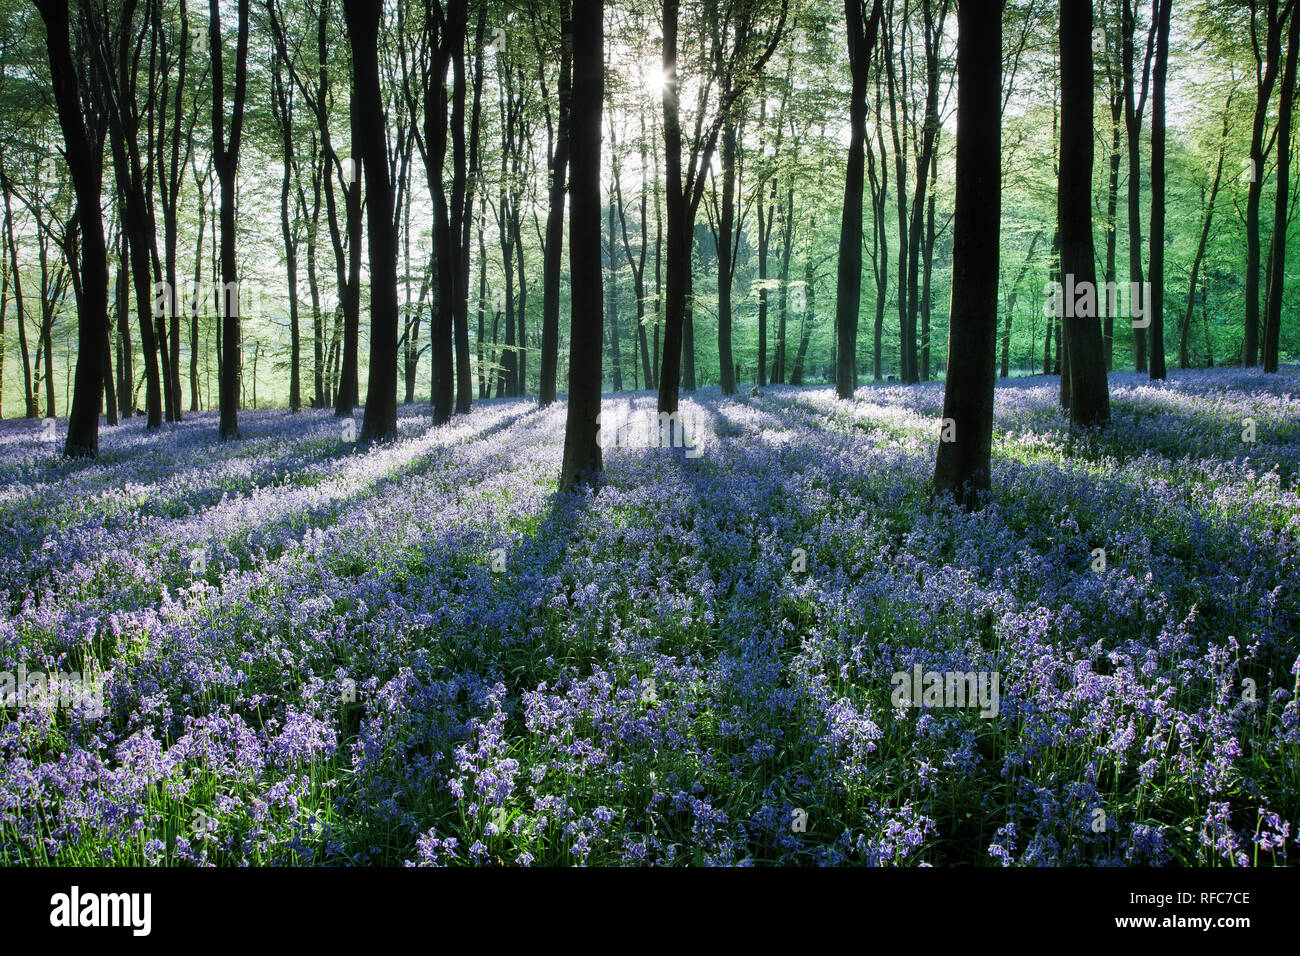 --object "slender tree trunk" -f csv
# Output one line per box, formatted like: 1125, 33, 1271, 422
836, 0, 883, 399
717, 116, 738, 395
1104, 11, 1122, 372
560, 0, 604, 490
606, 195, 623, 391
427, 1, 465, 423
450, 10, 472, 414
118, 228, 134, 418
38, 0, 109, 455
211, 0, 250, 439
336, 105, 363, 416
1147, 0, 1172, 381
1060, 0, 1110, 427
658, 0, 686, 414
1122, 0, 1152, 373
757, 181, 772, 387
1265, 6, 1299, 373
1246, 0, 1286, 367
539, 5, 573, 407
921, 146, 937, 381
345, 0, 399, 439
934, 0, 1001, 508
871, 85, 889, 382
